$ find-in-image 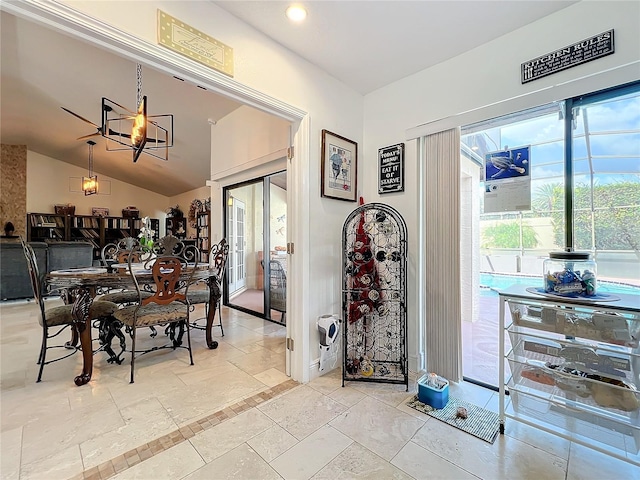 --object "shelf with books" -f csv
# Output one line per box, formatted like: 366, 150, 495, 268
27, 213, 67, 242
196, 211, 210, 262
27, 212, 158, 261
